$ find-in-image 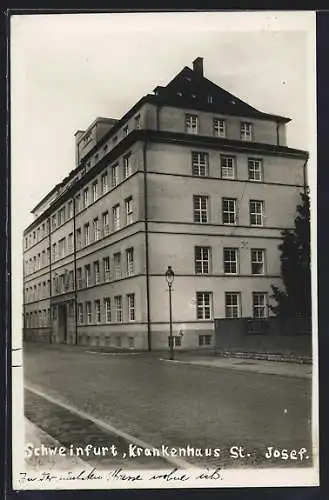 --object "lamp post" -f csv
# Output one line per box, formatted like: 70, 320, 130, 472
165, 266, 175, 360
